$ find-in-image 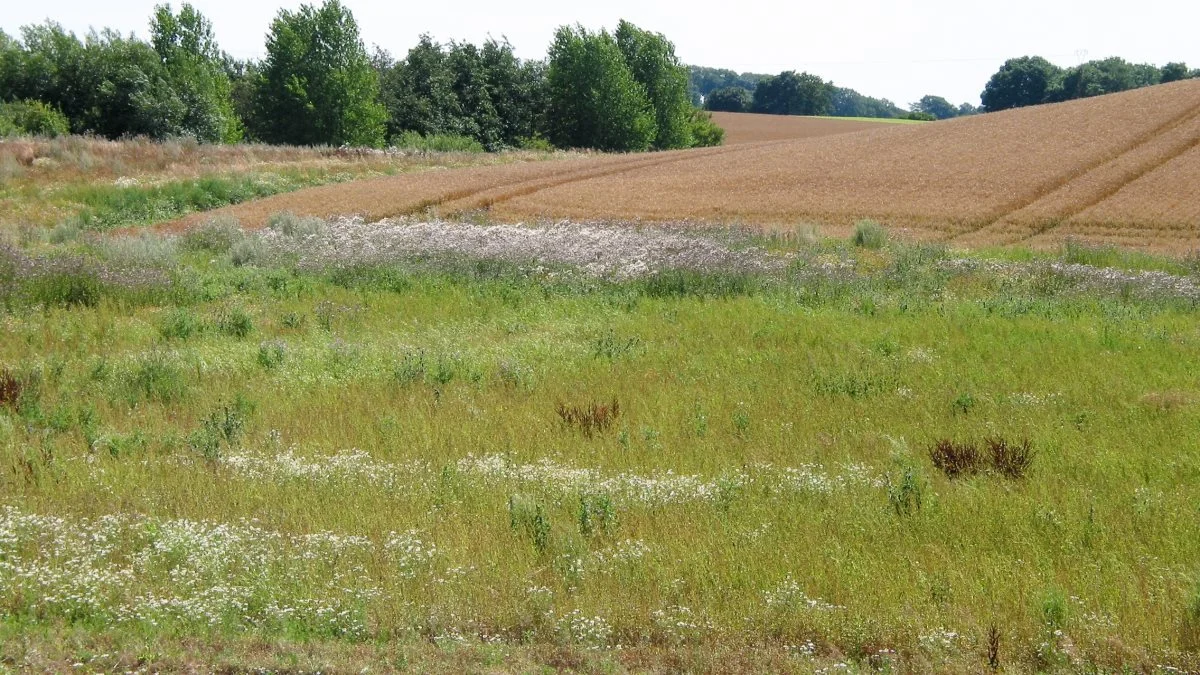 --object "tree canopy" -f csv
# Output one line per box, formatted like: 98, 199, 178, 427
615, 20, 693, 150
751, 71, 834, 116
704, 87, 751, 113
252, 0, 386, 147
982, 56, 1192, 112
545, 24, 656, 152
150, 3, 242, 142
